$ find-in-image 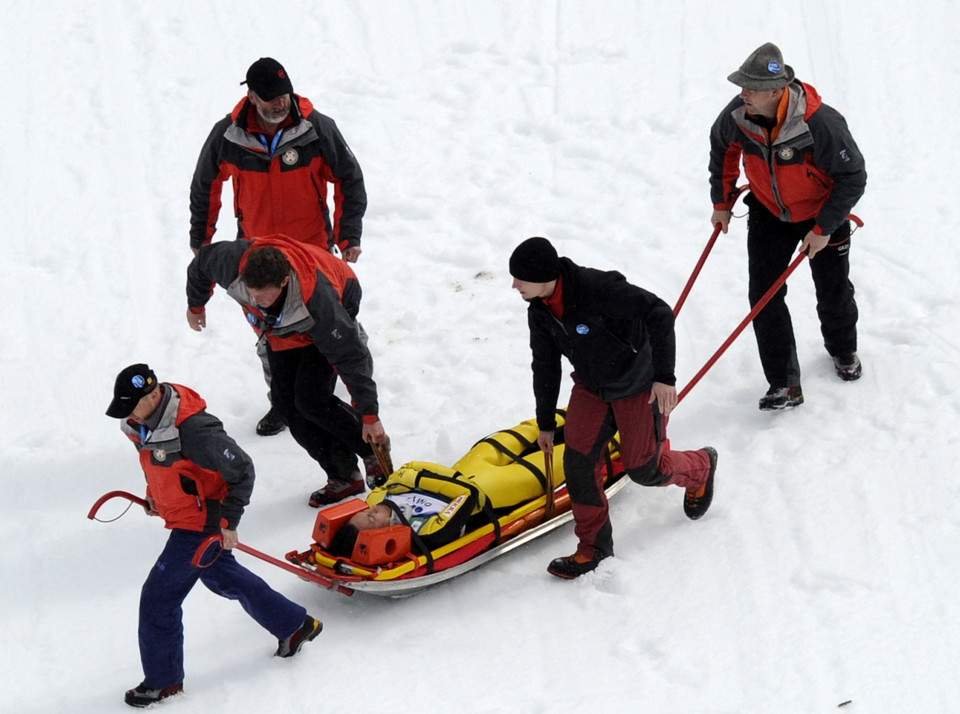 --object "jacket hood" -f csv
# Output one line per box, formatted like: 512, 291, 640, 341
797, 81, 822, 120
